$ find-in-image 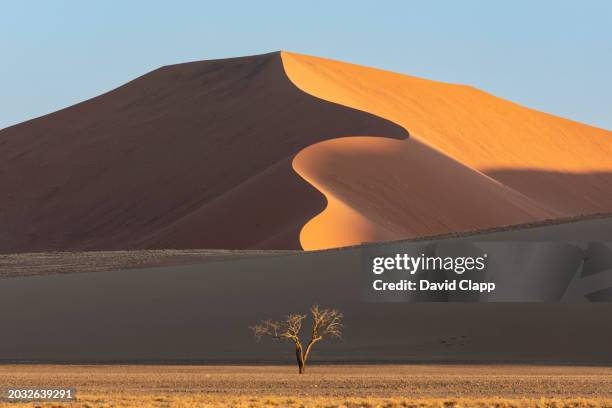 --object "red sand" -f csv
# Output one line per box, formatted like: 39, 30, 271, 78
0, 53, 405, 252
1, 51, 611, 252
